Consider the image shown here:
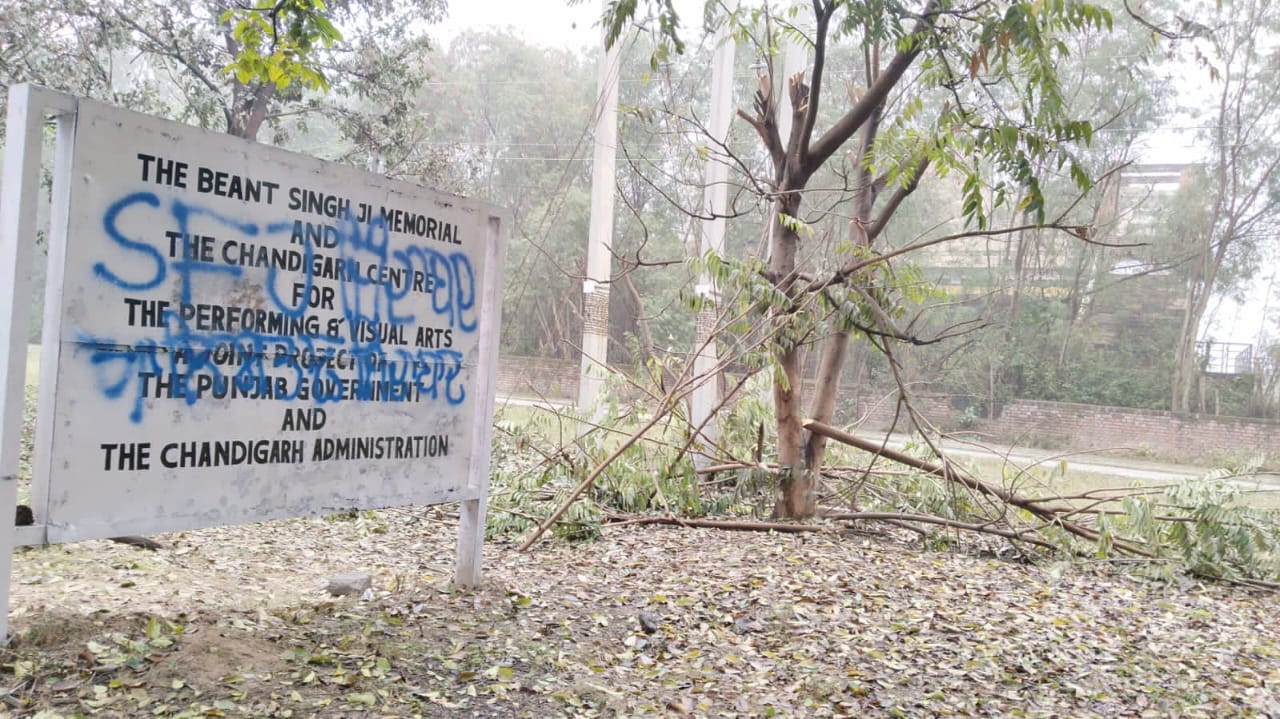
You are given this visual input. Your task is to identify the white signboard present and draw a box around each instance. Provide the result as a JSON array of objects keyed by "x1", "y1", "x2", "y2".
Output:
[{"x1": 0, "y1": 85, "x2": 507, "y2": 639}]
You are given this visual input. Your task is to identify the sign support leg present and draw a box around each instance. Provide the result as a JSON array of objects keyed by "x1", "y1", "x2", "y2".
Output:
[
  {"x1": 0, "y1": 85, "x2": 76, "y2": 644},
  {"x1": 455, "y1": 216, "x2": 507, "y2": 587}
]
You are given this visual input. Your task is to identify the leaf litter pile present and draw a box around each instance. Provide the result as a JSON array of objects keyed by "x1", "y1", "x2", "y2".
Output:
[{"x1": 2, "y1": 511, "x2": 1278, "y2": 718}]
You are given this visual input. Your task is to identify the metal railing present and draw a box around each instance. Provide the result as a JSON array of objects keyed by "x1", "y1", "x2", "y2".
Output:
[{"x1": 1197, "y1": 340, "x2": 1254, "y2": 375}]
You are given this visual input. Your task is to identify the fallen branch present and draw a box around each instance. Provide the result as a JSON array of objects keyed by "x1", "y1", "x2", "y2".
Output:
[
  {"x1": 603, "y1": 515, "x2": 833, "y2": 534},
  {"x1": 605, "y1": 510, "x2": 1056, "y2": 551},
  {"x1": 515, "y1": 405, "x2": 678, "y2": 552},
  {"x1": 803, "y1": 419, "x2": 1155, "y2": 557},
  {"x1": 1193, "y1": 574, "x2": 1280, "y2": 592},
  {"x1": 820, "y1": 511, "x2": 1059, "y2": 552},
  {"x1": 696, "y1": 462, "x2": 909, "y2": 476},
  {"x1": 516, "y1": 314, "x2": 769, "y2": 550},
  {"x1": 695, "y1": 462, "x2": 761, "y2": 475}
]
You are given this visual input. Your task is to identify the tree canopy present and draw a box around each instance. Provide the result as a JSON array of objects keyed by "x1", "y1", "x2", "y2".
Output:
[{"x1": 599, "y1": 0, "x2": 1113, "y2": 517}]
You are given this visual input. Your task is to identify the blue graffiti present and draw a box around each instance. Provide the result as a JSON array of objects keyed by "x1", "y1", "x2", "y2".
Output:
[
  {"x1": 84, "y1": 192, "x2": 478, "y2": 423},
  {"x1": 94, "y1": 192, "x2": 167, "y2": 291}
]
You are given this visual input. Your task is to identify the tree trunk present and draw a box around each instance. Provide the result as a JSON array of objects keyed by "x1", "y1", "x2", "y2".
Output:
[
  {"x1": 780, "y1": 65, "x2": 889, "y2": 517},
  {"x1": 804, "y1": 330, "x2": 849, "y2": 475},
  {"x1": 773, "y1": 343, "x2": 812, "y2": 517},
  {"x1": 228, "y1": 82, "x2": 276, "y2": 140},
  {"x1": 220, "y1": 24, "x2": 276, "y2": 141},
  {"x1": 769, "y1": 196, "x2": 813, "y2": 518},
  {"x1": 752, "y1": 8, "x2": 931, "y2": 519},
  {"x1": 1172, "y1": 217, "x2": 1231, "y2": 412},
  {"x1": 1171, "y1": 280, "x2": 1202, "y2": 412}
]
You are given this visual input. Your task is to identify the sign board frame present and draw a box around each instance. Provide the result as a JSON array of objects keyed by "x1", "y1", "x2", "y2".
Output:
[{"x1": 0, "y1": 84, "x2": 508, "y2": 643}]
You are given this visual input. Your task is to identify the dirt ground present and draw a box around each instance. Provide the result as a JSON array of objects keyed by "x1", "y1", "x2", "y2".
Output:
[{"x1": 2, "y1": 510, "x2": 1279, "y2": 718}]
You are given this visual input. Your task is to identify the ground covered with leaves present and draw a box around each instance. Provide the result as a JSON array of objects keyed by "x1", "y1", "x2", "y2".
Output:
[{"x1": 2, "y1": 512, "x2": 1278, "y2": 718}]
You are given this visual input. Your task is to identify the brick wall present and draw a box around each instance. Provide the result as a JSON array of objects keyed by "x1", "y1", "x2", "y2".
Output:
[
  {"x1": 496, "y1": 356, "x2": 579, "y2": 400},
  {"x1": 985, "y1": 399, "x2": 1280, "y2": 465}
]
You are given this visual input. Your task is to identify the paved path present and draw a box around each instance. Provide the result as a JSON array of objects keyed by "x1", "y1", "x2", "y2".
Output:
[
  {"x1": 858, "y1": 431, "x2": 1207, "y2": 482},
  {"x1": 858, "y1": 431, "x2": 1280, "y2": 490}
]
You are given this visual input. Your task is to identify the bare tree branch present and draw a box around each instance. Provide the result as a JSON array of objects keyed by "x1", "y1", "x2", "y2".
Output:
[{"x1": 803, "y1": 0, "x2": 940, "y2": 176}]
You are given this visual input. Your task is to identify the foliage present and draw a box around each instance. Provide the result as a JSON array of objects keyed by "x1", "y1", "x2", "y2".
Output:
[
  {"x1": 596, "y1": 0, "x2": 1125, "y2": 518},
  {"x1": 1246, "y1": 340, "x2": 1280, "y2": 419},
  {"x1": 611, "y1": 0, "x2": 1112, "y2": 223},
  {"x1": 1112, "y1": 458, "x2": 1280, "y2": 584},
  {"x1": 844, "y1": 449, "x2": 1280, "y2": 586},
  {"x1": 487, "y1": 378, "x2": 739, "y2": 542},
  {"x1": 0, "y1": 0, "x2": 170, "y2": 124},
  {"x1": 486, "y1": 409, "x2": 601, "y2": 542},
  {"x1": 718, "y1": 374, "x2": 776, "y2": 459},
  {"x1": 687, "y1": 246, "x2": 944, "y2": 383},
  {"x1": 432, "y1": 30, "x2": 708, "y2": 364},
  {"x1": 0, "y1": 0, "x2": 447, "y2": 154},
  {"x1": 864, "y1": 2, "x2": 1192, "y2": 416},
  {"x1": 930, "y1": 289, "x2": 1181, "y2": 413},
  {"x1": 221, "y1": 0, "x2": 343, "y2": 91},
  {"x1": 490, "y1": 370, "x2": 1280, "y2": 587},
  {"x1": 425, "y1": 30, "x2": 598, "y2": 359}
]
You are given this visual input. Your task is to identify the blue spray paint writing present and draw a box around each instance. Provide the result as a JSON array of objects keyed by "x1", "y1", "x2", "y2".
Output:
[{"x1": 84, "y1": 191, "x2": 478, "y2": 423}]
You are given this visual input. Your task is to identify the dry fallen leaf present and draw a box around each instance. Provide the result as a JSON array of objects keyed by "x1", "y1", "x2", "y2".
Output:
[{"x1": 1, "y1": 515, "x2": 1277, "y2": 717}]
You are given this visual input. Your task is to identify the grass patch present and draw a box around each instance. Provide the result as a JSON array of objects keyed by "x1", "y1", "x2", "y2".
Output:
[
  {"x1": 965, "y1": 455, "x2": 1156, "y2": 499},
  {"x1": 959, "y1": 455, "x2": 1280, "y2": 510}
]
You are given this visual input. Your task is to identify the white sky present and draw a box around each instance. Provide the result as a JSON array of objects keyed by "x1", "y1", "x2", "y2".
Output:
[
  {"x1": 436, "y1": 0, "x2": 707, "y2": 50},
  {"x1": 437, "y1": 1, "x2": 604, "y2": 49}
]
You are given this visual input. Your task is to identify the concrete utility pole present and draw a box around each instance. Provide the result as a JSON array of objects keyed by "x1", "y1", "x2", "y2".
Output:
[
  {"x1": 577, "y1": 25, "x2": 622, "y2": 418},
  {"x1": 776, "y1": 39, "x2": 807, "y2": 142},
  {"x1": 690, "y1": 23, "x2": 736, "y2": 466}
]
